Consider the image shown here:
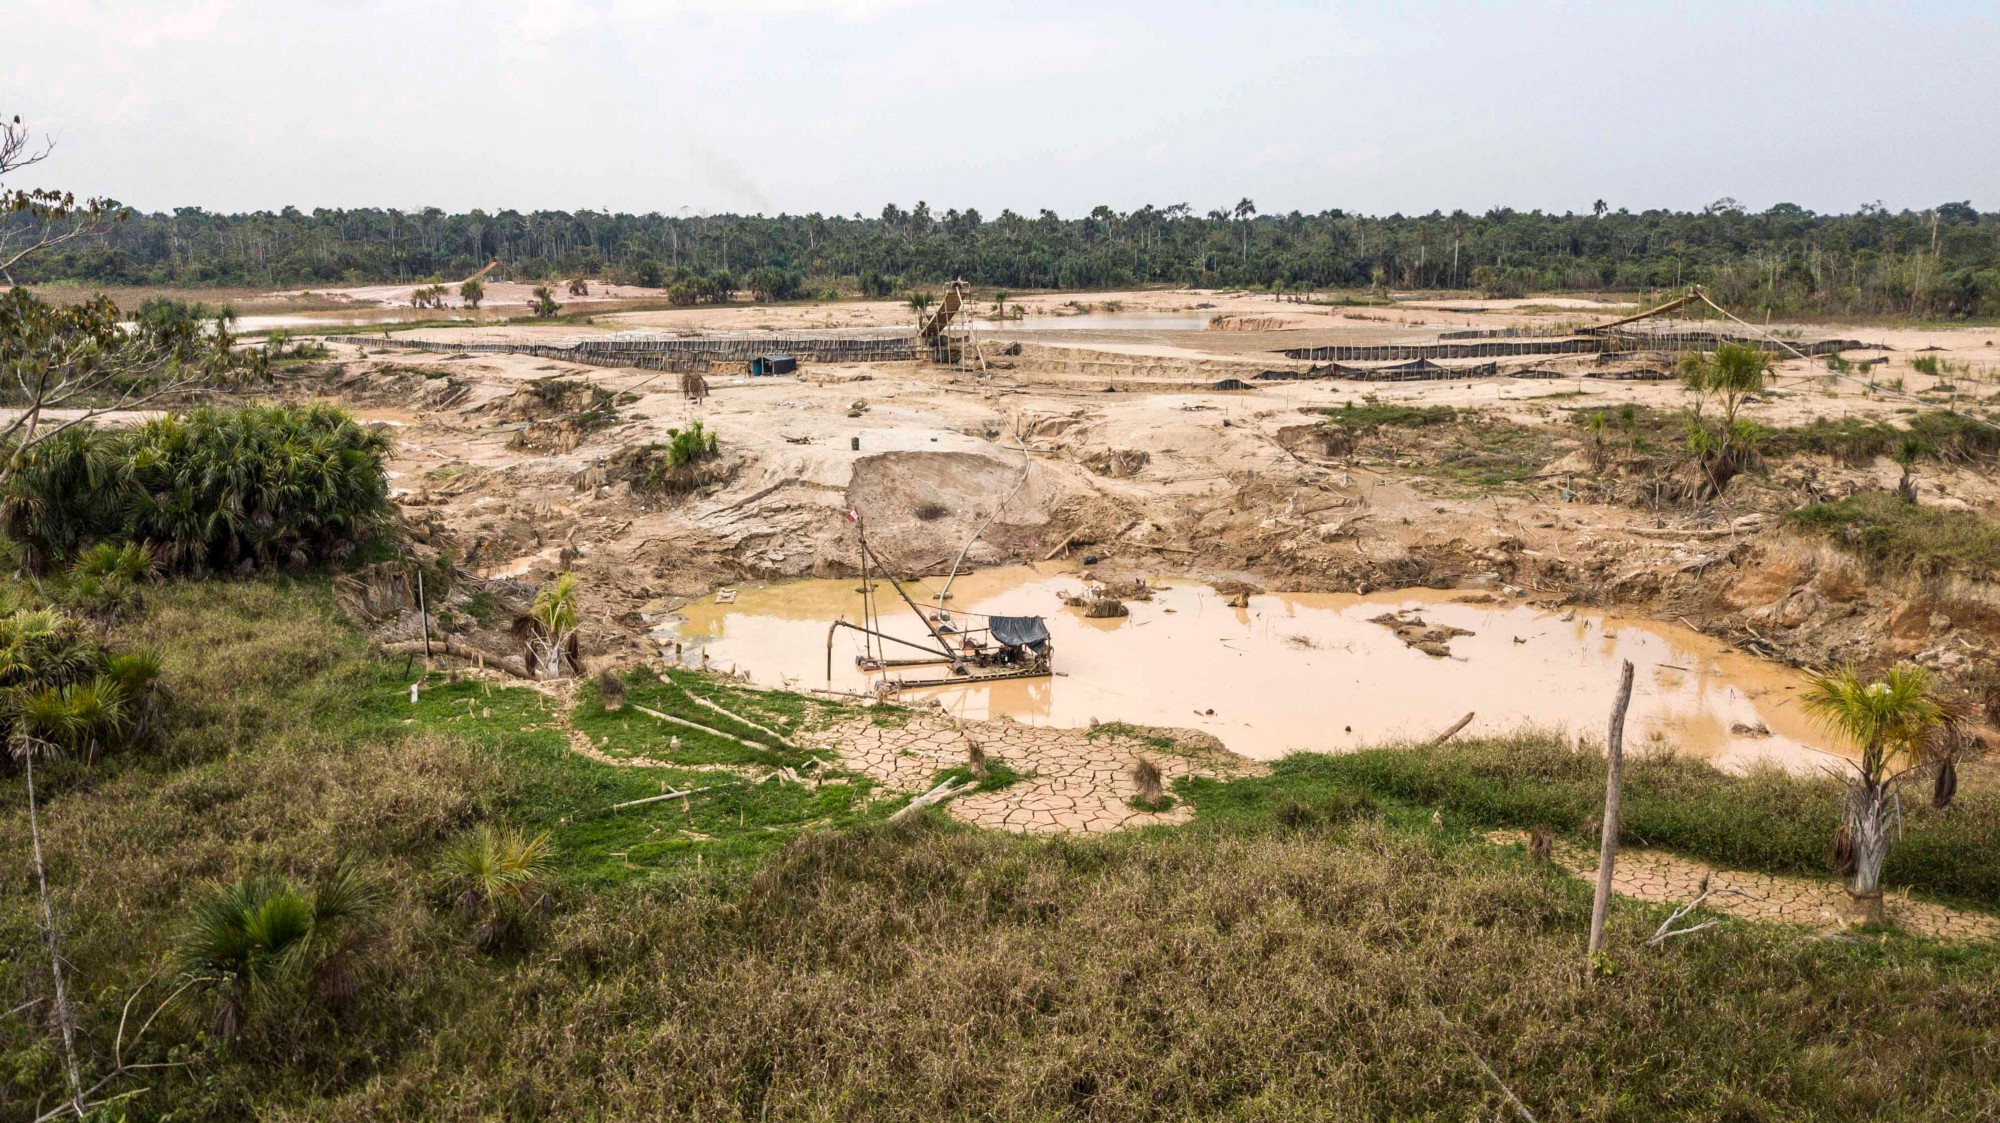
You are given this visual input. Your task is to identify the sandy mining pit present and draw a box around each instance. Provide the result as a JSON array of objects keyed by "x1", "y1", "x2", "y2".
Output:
[{"x1": 263, "y1": 285, "x2": 2000, "y2": 772}]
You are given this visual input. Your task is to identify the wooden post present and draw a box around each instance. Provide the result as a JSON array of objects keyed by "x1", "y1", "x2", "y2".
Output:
[
  {"x1": 416, "y1": 568, "x2": 433, "y2": 660},
  {"x1": 1587, "y1": 659, "x2": 1635, "y2": 963}
]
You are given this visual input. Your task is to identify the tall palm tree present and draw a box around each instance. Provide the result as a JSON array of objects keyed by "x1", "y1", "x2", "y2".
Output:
[
  {"x1": 1234, "y1": 197, "x2": 1257, "y2": 264},
  {"x1": 1801, "y1": 663, "x2": 1965, "y2": 925}
]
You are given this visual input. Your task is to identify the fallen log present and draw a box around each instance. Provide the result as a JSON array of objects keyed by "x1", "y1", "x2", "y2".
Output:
[
  {"x1": 1426, "y1": 712, "x2": 1476, "y2": 746},
  {"x1": 888, "y1": 778, "x2": 975, "y2": 822},
  {"x1": 630, "y1": 703, "x2": 777, "y2": 755},
  {"x1": 660, "y1": 674, "x2": 794, "y2": 746},
  {"x1": 607, "y1": 785, "x2": 714, "y2": 812}
]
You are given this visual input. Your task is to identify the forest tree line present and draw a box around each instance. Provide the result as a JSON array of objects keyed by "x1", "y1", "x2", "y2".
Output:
[{"x1": 9, "y1": 198, "x2": 1998, "y2": 318}]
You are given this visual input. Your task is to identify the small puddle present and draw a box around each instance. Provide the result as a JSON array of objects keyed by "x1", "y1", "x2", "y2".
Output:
[{"x1": 661, "y1": 565, "x2": 1846, "y2": 771}]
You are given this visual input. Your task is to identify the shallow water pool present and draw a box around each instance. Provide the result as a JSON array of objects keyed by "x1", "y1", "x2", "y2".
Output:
[{"x1": 661, "y1": 565, "x2": 1843, "y2": 771}]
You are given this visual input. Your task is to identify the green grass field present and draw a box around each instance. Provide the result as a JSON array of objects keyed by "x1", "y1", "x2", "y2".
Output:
[{"x1": 4, "y1": 579, "x2": 1999, "y2": 1120}]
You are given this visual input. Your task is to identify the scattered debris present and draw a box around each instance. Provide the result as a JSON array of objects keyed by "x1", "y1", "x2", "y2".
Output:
[{"x1": 1370, "y1": 610, "x2": 1475, "y2": 658}]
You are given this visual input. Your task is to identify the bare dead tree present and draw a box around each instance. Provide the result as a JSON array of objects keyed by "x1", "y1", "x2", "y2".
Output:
[
  {"x1": 1, "y1": 114, "x2": 120, "y2": 286},
  {"x1": 27, "y1": 967, "x2": 204, "y2": 1123},
  {"x1": 14, "y1": 735, "x2": 86, "y2": 1117},
  {"x1": 0, "y1": 115, "x2": 254, "y2": 484},
  {"x1": 1644, "y1": 876, "x2": 1762, "y2": 948},
  {"x1": 1587, "y1": 660, "x2": 1635, "y2": 964}
]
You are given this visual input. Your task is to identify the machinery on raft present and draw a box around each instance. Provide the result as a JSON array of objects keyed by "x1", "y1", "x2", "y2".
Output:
[{"x1": 825, "y1": 519, "x2": 1052, "y2": 694}]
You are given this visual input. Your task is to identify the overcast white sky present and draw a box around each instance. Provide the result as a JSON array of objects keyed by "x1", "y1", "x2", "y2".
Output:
[{"x1": 8, "y1": 1, "x2": 1997, "y2": 218}]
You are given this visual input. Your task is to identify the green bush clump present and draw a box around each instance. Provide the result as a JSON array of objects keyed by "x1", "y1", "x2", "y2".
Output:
[
  {"x1": 1772, "y1": 410, "x2": 2000, "y2": 466},
  {"x1": 1, "y1": 403, "x2": 389, "y2": 574},
  {"x1": 662, "y1": 420, "x2": 720, "y2": 467},
  {"x1": 0, "y1": 605, "x2": 161, "y2": 766},
  {"x1": 1788, "y1": 490, "x2": 2000, "y2": 577},
  {"x1": 1320, "y1": 401, "x2": 1458, "y2": 430},
  {"x1": 608, "y1": 422, "x2": 724, "y2": 495}
]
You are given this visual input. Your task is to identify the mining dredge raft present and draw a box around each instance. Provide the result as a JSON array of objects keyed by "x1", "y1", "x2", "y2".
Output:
[{"x1": 825, "y1": 529, "x2": 1052, "y2": 692}]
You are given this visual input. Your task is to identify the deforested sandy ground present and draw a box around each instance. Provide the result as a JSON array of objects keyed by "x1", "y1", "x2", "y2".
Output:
[{"x1": 286, "y1": 290, "x2": 2000, "y2": 766}]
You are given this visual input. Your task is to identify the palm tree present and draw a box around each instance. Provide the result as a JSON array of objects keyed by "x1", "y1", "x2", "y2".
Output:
[
  {"x1": 1593, "y1": 199, "x2": 1609, "y2": 219},
  {"x1": 1585, "y1": 411, "x2": 1609, "y2": 470},
  {"x1": 1234, "y1": 197, "x2": 1257, "y2": 263},
  {"x1": 517, "y1": 571, "x2": 581, "y2": 678},
  {"x1": 435, "y1": 825, "x2": 555, "y2": 951},
  {"x1": 176, "y1": 863, "x2": 382, "y2": 1038},
  {"x1": 459, "y1": 278, "x2": 485, "y2": 309},
  {"x1": 1894, "y1": 436, "x2": 1930, "y2": 503},
  {"x1": 1800, "y1": 664, "x2": 1966, "y2": 925},
  {"x1": 992, "y1": 289, "x2": 1011, "y2": 319},
  {"x1": 1679, "y1": 343, "x2": 1769, "y2": 497},
  {"x1": 907, "y1": 290, "x2": 933, "y2": 329}
]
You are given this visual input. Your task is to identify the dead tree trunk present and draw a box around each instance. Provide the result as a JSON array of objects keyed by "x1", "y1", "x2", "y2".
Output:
[{"x1": 1588, "y1": 660, "x2": 1635, "y2": 963}]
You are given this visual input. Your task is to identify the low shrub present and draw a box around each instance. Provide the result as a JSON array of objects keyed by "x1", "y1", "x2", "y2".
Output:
[
  {"x1": 1320, "y1": 401, "x2": 1458, "y2": 430},
  {"x1": 1788, "y1": 490, "x2": 2000, "y2": 578},
  {"x1": 0, "y1": 605, "x2": 162, "y2": 768},
  {"x1": 1771, "y1": 410, "x2": 2000, "y2": 466},
  {"x1": 608, "y1": 422, "x2": 724, "y2": 495}
]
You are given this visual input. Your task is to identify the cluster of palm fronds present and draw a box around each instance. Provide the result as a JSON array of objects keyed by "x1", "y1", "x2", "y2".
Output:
[
  {"x1": 513, "y1": 571, "x2": 581, "y2": 678},
  {"x1": 170, "y1": 827, "x2": 554, "y2": 1040},
  {"x1": 0, "y1": 605, "x2": 161, "y2": 768},
  {"x1": 1, "y1": 403, "x2": 390, "y2": 575},
  {"x1": 175, "y1": 862, "x2": 384, "y2": 1040},
  {"x1": 47, "y1": 540, "x2": 162, "y2": 620},
  {"x1": 434, "y1": 825, "x2": 556, "y2": 952},
  {"x1": 607, "y1": 422, "x2": 724, "y2": 496}
]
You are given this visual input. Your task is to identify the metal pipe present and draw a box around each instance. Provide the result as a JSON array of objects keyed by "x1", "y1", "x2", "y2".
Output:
[{"x1": 826, "y1": 619, "x2": 953, "y2": 682}]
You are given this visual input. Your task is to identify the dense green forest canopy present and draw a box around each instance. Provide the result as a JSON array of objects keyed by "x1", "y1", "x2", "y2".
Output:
[{"x1": 11, "y1": 199, "x2": 1999, "y2": 318}]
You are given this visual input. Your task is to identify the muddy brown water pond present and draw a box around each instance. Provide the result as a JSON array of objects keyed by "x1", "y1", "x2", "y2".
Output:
[{"x1": 662, "y1": 565, "x2": 1845, "y2": 771}]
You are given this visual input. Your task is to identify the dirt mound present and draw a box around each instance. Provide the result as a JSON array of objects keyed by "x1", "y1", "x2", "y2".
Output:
[
  {"x1": 1206, "y1": 315, "x2": 1303, "y2": 331},
  {"x1": 1085, "y1": 449, "x2": 1151, "y2": 477},
  {"x1": 604, "y1": 442, "x2": 735, "y2": 497},
  {"x1": 844, "y1": 451, "x2": 1068, "y2": 565},
  {"x1": 499, "y1": 378, "x2": 623, "y2": 454},
  {"x1": 501, "y1": 378, "x2": 619, "y2": 424}
]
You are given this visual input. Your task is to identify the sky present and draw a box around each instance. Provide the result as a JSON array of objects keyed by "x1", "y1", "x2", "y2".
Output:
[{"x1": 7, "y1": 0, "x2": 1998, "y2": 219}]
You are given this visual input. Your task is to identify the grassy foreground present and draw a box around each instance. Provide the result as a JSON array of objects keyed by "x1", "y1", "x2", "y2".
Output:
[{"x1": 4, "y1": 580, "x2": 2000, "y2": 1120}]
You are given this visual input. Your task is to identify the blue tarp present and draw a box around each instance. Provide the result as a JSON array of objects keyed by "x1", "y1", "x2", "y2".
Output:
[{"x1": 987, "y1": 615, "x2": 1050, "y2": 652}]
